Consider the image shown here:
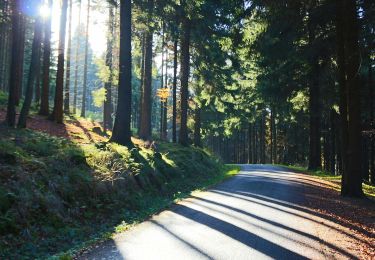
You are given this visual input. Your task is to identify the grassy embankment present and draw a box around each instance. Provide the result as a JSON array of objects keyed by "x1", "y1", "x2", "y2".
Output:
[
  {"x1": 279, "y1": 164, "x2": 375, "y2": 198},
  {"x1": 0, "y1": 91, "x2": 240, "y2": 259}
]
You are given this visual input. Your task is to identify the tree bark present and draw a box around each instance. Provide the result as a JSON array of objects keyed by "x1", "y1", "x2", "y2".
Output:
[
  {"x1": 72, "y1": 0, "x2": 82, "y2": 114},
  {"x1": 34, "y1": 66, "x2": 41, "y2": 104},
  {"x1": 369, "y1": 62, "x2": 375, "y2": 184},
  {"x1": 110, "y1": 0, "x2": 132, "y2": 146},
  {"x1": 137, "y1": 32, "x2": 145, "y2": 133},
  {"x1": 247, "y1": 123, "x2": 252, "y2": 164},
  {"x1": 260, "y1": 111, "x2": 266, "y2": 164},
  {"x1": 0, "y1": 1, "x2": 7, "y2": 91},
  {"x1": 81, "y1": 0, "x2": 90, "y2": 117},
  {"x1": 172, "y1": 37, "x2": 178, "y2": 143},
  {"x1": 270, "y1": 107, "x2": 277, "y2": 164},
  {"x1": 160, "y1": 22, "x2": 165, "y2": 140},
  {"x1": 138, "y1": 0, "x2": 154, "y2": 140},
  {"x1": 179, "y1": 16, "x2": 191, "y2": 146},
  {"x1": 307, "y1": 17, "x2": 322, "y2": 171},
  {"x1": 340, "y1": 0, "x2": 363, "y2": 197},
  {"x1": 14, "y1": 14, "x2": 25, "y2": 106},
  {"x1": 18, "y1": 16, "x2": 43, "y2": 128},
  {"x1": 64, "y1": 0, "x2": 73, "y2": 114},
  {"x1": 336, "y1": 0, "x2": 349, "y2": 180},
  {"x1": 39, "y1": 0, "x2": 53, "y2": 116},
  {"x1": 50, "y1": 0, "x2": 68, "y2": 123},
  {"x1": 5, "y1": 0, "x2": 21, "y2": 126},
  {"x1": 162, "y1": 28, "x2": 168, "y2": 140},
  {"x1": 104, "y1": 5, "x2": 114, "y2": 131}
]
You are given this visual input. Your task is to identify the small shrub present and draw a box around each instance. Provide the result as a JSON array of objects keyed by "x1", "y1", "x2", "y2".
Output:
[{"x1": 0, "y1": 90, "x2": 7, "y2": 107}]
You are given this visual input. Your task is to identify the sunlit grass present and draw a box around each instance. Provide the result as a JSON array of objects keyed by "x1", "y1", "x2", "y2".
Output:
[
  {"x1": 279, "y1": 164, "x2": 375, "y2": 198},
  {"x1": 0, "y1": 126, "x2": 240, "y2": 259}
]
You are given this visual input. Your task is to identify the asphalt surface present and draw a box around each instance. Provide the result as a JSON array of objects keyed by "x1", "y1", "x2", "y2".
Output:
[{"x1": 80, "y1": 165, "x2": 360, "y2": 260}]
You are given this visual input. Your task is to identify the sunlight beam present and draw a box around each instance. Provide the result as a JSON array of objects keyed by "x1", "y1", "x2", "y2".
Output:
[{"x1": 39, "y1": 4, "x2": 50, "y2": 18}]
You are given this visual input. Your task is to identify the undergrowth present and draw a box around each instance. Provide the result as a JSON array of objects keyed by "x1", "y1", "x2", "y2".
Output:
[
  {"x1": 0, "y1": 126, "x2": 239, "y2": 259},
  {"x1": 278, "y1": 164, "x2": 375, "y2": 197},
  {"x1": 0, "y1": 90, "x2": 7, "y2": 107}
]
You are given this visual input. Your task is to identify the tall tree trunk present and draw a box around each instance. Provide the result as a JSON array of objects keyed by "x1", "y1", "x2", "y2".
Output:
[
  {"x1": 308, "y1": 68, "x2": 322, "y2": 170},
  {"x1": 162, "y1": 32, "x2": 168, "y2": 140},
  {"x1": 50, "y1": 0, "x2": 68, "y2": 123},
  {"x1": 336, "y1": 0, "x2": 349, "y2": 181},
  {"x1": 369, "y1": 62, "x2": 375, "y2": 184},
  {"x1": 138, "y1": 0, "x2": 154, "y2": 140},
  {"x1": 81, "y1": 0, "x2": 90, "y2": 117},
  {"x1": 172, "y1": 37, "x2": 178, "y2": 143},
  {"x1": 252, "y1": 123, "x2": 256, "y2": 163},
  {"x1": 260, "y1": 111, "x2": 266, "y2": 164},
  {"x1": 247, "y1": 123, "x2": 252, "y2": 164},
  {"x1": 110, "y1": 0, "x2": 132, "y2": 146},
  {"x1": 18, "y1": 16, "x2": 43, "y2": 128},
  {"x1": 329, "y1": 109, "x2": 337, "y2": 174},
  {"x1": 34, "y1": 68, "x2": 41, "y2": 104},
  {"x1": 104, "y1": 5, "x2": 114, "y2": 131},
  {"x1": 137, "y1": 33, "x2": 145, "y2": 133},
  {"x1": 5, "y1": 0, "x2": 21, "y2": 126},
  {"x1": 160, "y1": 22, "x2": 165, "y2": 139},
  {"x1": 308, "y1": 19, "x2": 322, "y2": 170},
  {"x1": 0, "y1": 33, "x2": 5, "y2": 91},
  {"x1": 14, "y1": 14, "x2": 25, "y2": 106},
  {"x1": 179, "y1": 16, "x2": 191, "y2": 146},
  {"x1": 270, "y1": 107, "x2": 276, "y2": 164},
  {"x1": 64, "y1": 0, "x2": 73, "y2": 113},
  {"x1": 340, "y1": 0, "x2": 363, "y2": 197},
  {"x1": 0, "y1": 0, "x2": 7, "y2": 91},
  {"x1": 73, "y1": 0, "x2": 82, "y2": 114},
  {"x1": 39, "y1": 0, "x2": 52, "y2": 116},
  {"x1": 4, "y1": 24, "x2": 11, "y2": 92},
  {"x1": 194, "y1": 107, "x2": 201, "y2": 147}
]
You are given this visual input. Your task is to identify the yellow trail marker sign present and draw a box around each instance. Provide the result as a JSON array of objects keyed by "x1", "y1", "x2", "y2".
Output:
[{"x1": 157, "y1": 87, "x2": 170, "y2": 102}]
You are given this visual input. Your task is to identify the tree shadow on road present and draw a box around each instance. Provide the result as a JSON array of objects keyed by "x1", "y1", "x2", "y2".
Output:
[
  {"x1": 168, "y1": 204, "x2": 310, "y2": 259},
  {"x1": 79, "y1": 165, "x2": 374, "y2": 259},
  {"x1": 187, "y1": 195, "x2": 357, "y2": 259}
]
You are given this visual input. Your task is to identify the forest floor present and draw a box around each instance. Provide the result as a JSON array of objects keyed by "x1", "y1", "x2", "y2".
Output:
[
  {"x1": 0, "y1": 105, "x2": 239, "y2": 259},
  {"x1": 280, "y1": 165, "x2": 375, "y2": 198},
  {"x1": 279, "y1": 165, "x2": 375, "y2": 258},
  {"x1": 0, "y1": 107, "x2": 109, "y2": 143}
]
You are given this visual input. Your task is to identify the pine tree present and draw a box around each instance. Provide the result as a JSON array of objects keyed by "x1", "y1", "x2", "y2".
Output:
[
  {"x1": 81, "y1": 0, "x2": 90, "y2": 117},
  {"x1": 50, "y1": 0, "x2": 68, "y2": 123},
  {"x1": 64, "y1": 0, "x2": 73, "y2": 114},
  {"x1": 179, "y1": 15, "x2": 191, "y2": 146},
  {"x1": 5, "y1": 0, "x2": 21, "y2": 126},
  {"x1": 110, "y1": 0, "x2": 132, "y2": 146},
  {"x1": 18, "y1": 13, "x2": 43, "y2": 128},
  {"x1": 39, "y1": 0, "x2": 53, "y2": 116}
]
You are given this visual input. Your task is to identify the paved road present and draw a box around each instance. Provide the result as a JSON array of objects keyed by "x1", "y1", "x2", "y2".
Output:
[{"x1": 80, "y1": 165, "x2": 360, "y2": 260}]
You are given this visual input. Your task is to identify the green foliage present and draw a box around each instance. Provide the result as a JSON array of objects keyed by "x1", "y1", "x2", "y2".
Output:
[
  {"x1": 0, "y1": 90, "x2": 7, "y2": 108},
  {"x1": 95, "y1": 58, "x2": 111, "y2": 84},
  {"x1": 0, "y1": 128, "x2": 238, "y2": 259},
  {"x1": 91, "y1": 87, "x2": 107, "y2": 108}
]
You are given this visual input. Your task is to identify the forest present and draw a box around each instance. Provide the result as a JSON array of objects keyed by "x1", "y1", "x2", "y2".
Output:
[{"x1": 0, "y1": 0, "x2": 374, "y2": 259}]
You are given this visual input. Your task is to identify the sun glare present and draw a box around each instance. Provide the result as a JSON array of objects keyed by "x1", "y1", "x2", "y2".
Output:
[{"x1": 39, "y1": 5, "x2": 50, "y2": 18}]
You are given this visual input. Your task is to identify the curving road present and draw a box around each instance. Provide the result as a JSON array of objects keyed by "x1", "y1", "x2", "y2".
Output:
[{"x1": 79, "y1": 165, "x2": 361, "y2": 260}]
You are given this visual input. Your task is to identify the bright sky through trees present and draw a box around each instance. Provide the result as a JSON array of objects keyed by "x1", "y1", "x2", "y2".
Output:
[
  {"x1": 47, "y1": 1, "x2": 165, "y2": 68},
  {"x1": 39, "y1": 3, "x2": 50, "y2": 18},
  {"x1": 49, "y1": 0, "x2": 107, "y2": 55}
]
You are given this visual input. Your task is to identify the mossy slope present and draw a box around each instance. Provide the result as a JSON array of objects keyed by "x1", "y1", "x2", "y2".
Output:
[{"x1": 0, "y1": 127, "x2": 236, "y2": 259}]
